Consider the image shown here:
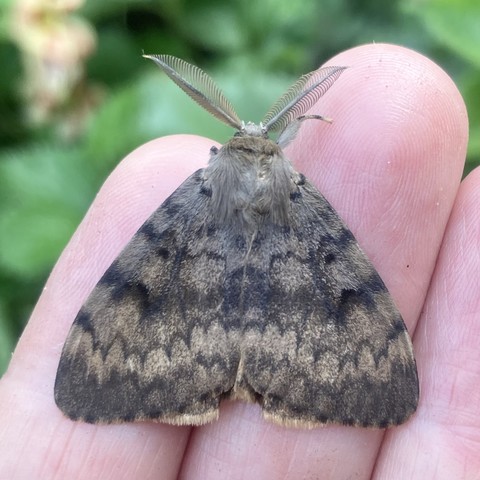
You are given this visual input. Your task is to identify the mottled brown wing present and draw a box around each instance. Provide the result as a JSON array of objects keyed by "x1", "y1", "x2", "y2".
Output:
[
  {"x1": 54, "y1": 169, "x2": 242, "y2": 425},
  {"x1": 236, "y1": 178, "x2": 419, "y2": 428}
]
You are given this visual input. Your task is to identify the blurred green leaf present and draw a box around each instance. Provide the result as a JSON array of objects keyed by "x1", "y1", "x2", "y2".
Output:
[
  {"x1": 404, "y1": 0, "x2": 480, "y2": 68},
  {"x1": 180, "y1": 4, "x2": 247, "y2": 52},
  {"x1": 0, "y1": 203, "x2": 80, "y2": 277},
  {"x1": 87, "y1": 27, "x2": 142, "y2": 86},
  {"x1": 0, "y1": 43, "x2": 24, "y2": 144},
  {"x1": 462, "y1": 71, "x2": 480, "y2": 173},
  {"x1": 0, "y1": 145, "x2": 94, "y2": 277},
  {"x1": 0, "y1": 0, "x2": 14, "y2": 41},
  {"x1": 0, "y1": 299, "x2": 14, "y2": 376}
]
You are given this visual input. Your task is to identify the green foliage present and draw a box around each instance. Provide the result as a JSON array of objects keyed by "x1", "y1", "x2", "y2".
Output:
[
  {"x1": 0, "y1": 299, "x2": 14, "y2": 371},
  {"x1": 405, "y1": 0, "x2": 480, "y2": 68},
  {"x1": 404, "y1": 0, "x2": 480, "y2": 171},
  {"x1": 0, "y1": 145, "x2": 91, "y2": 277},
  {"x1": 0, "y1": 0, "x2": 478, "y2": 375}
]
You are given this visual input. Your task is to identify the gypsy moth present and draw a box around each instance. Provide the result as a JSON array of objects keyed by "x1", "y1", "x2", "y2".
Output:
[{"x1": 54, "y1": 55, "x2": 418, "y2": 428}]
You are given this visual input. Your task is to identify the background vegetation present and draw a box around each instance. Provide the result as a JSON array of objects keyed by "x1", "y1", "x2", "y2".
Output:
[{"x1": 0, "y1": 0, "x2": 478, "y2": 374}]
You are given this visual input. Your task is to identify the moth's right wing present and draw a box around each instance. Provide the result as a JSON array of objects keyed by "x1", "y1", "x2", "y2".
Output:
[
  {"x1": 54, "y1": 170, "x2": 240, "y2": 425},
  {"x1": 238, "y1": 177, "x2": 418, "y2": 428}
]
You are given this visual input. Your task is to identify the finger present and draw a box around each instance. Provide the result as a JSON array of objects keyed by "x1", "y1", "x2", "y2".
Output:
[
  {"x1": 0, "y1": 135, "x2": 216, "y2": 479},
  {"x1": 179, "y1": 44, "x2": 468, "y2": 479},
  {"x1": 374, "y1": 168, "x2": 480, "y2": 478}
]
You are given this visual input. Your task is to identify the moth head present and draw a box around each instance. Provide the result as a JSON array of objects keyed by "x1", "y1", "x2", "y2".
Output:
[
  {"x1": 144, "y1": 54, "x2": 346, "y2": 148},
  {"x1": 234, "y1": 121, "x2": 268, "y2": 138}
]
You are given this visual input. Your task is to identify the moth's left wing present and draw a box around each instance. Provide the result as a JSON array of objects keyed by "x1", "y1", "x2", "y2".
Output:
[
  {"x1": 238, "y1": 178, "x2": 418, "y2": 428},
  {"x1": 54, "y1": 170, "x2": 241, "y2": 425}
]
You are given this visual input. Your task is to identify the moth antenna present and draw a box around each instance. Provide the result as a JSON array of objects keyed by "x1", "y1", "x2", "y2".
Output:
[
  {"x1": 262, "y1": 66, "x2": 346, "y2": 133},
  {"x1": 144, "y1": 54, "x2": 242, "y2": 130}
]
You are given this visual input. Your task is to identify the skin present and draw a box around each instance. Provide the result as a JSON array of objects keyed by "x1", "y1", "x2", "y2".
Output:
[{"x1": 0, "y1": 43, "x2": 477, "y2": 479}]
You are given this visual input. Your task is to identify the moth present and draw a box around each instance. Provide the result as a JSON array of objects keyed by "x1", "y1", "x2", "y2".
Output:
[{"x1": 55, "y1": 55, "x2": 419, "y2": 428}]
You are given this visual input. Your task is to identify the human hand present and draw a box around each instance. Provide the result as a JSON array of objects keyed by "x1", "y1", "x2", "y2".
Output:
[{"x1": 0, "y1": 44, "x2": 477, "y2": 479}]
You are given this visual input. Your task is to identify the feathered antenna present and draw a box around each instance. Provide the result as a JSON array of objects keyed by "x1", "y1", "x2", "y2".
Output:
[
  {"x1": 262, "y1": 66, "x2": 346, "y2": 134},
  {"x1": 144, "y1": 54, "x2": 242, "y2": 130}
]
